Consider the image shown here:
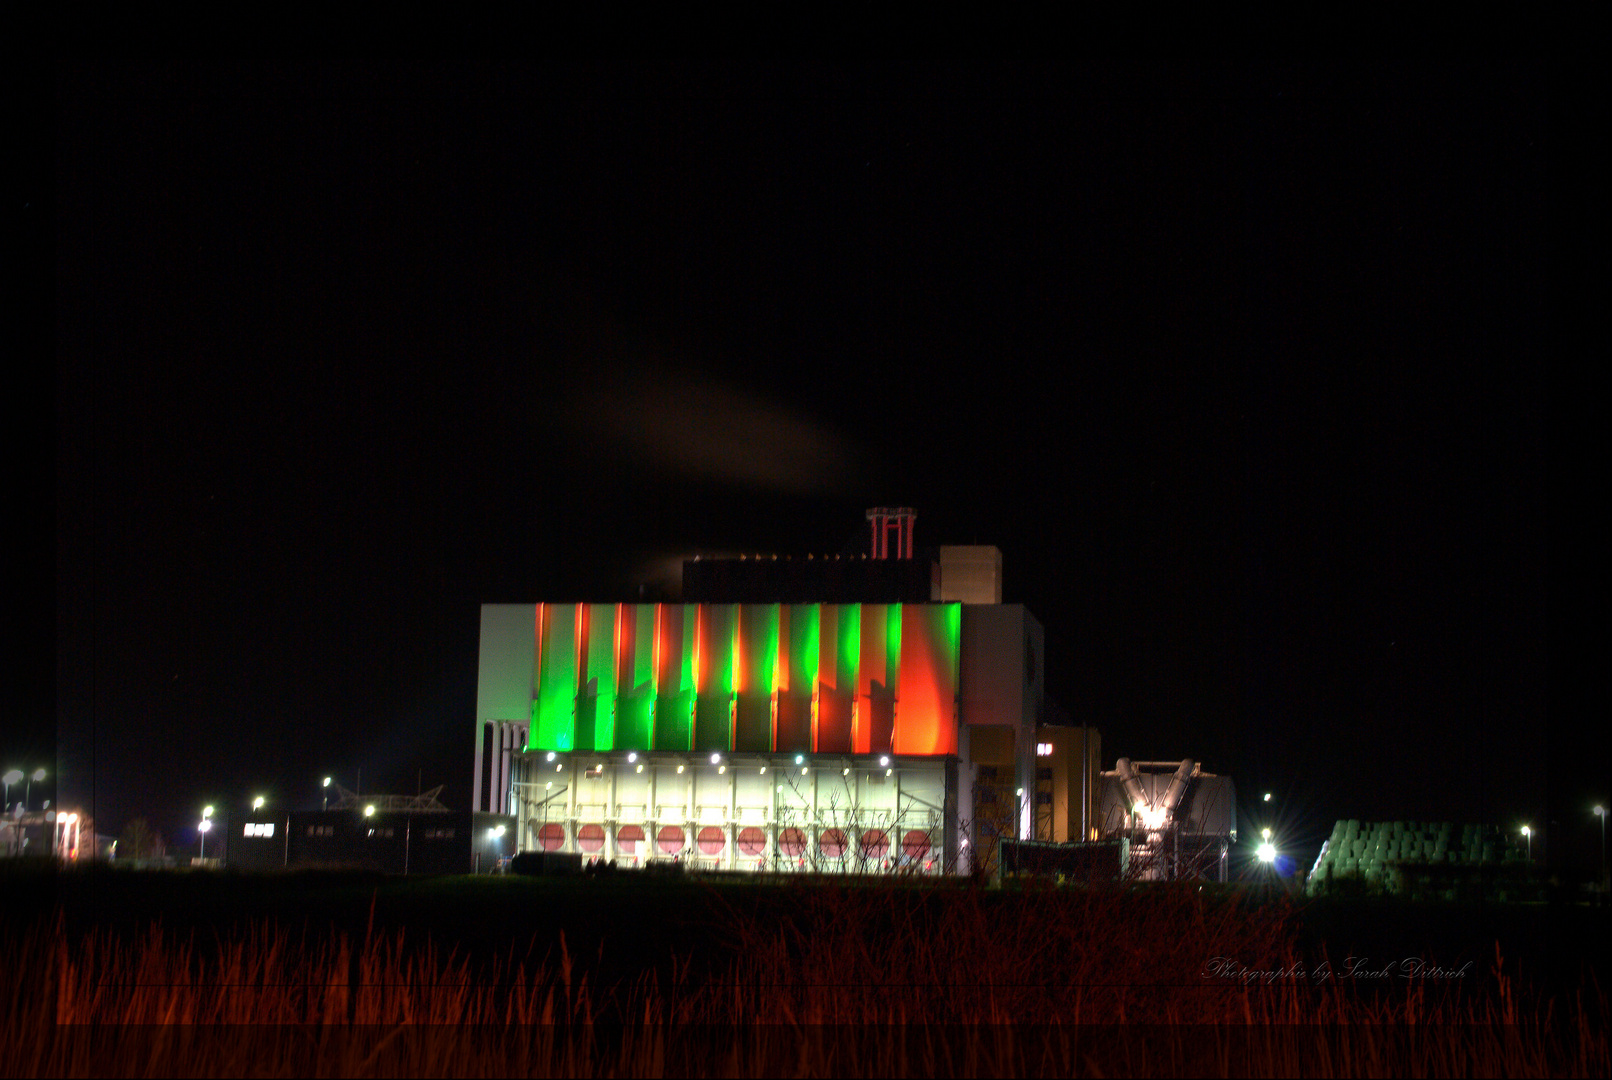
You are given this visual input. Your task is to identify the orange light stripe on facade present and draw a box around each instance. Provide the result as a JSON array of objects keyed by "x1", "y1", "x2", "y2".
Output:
[
  {"x1": 692, "y1": 603, "x2": 703, "y2": 694},
  {"x1": 652, "y1": 602, "x2": 662, "y2": 720}
]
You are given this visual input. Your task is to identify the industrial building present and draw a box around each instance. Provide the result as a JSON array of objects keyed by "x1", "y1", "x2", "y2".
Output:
[{"x1": 473, "y1": 510, "x2": 1103, "y2": 875}]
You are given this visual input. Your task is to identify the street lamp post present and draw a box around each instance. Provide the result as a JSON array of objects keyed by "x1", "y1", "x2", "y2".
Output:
[
  {"x1": 1257, "y1": 827, "x2": 1277, "y2": 868},
  {"x1": 323, "y1": 777, "x2": 332, "y2": 811},
  {"x1": 26, "y1": 769, "x2": 46, "y2": 812},
  {"x1": 199, "y1": 805, "x2": 215, "y2": 861},
  {"x1": 1595, "y1": 807, "x2": 1607, "y2": 892},
  {"x1": 2, "y1": 770, "x2": 20, "y2": 813},
  {"x1": 1521, "y1": 825, "x2": 1532, "y2": 862}
]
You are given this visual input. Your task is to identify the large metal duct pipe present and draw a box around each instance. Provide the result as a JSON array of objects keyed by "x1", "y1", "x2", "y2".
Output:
[
  {"x1": 1116, "y1": 758, "x2": 1149, "y2": 815},
  {"x1": 1162, "y1": 759, "x2": 1195, "y2": 813}
]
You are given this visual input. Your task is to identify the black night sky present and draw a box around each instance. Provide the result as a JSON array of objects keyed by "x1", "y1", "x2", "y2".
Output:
[{"x1": 30, "y1": 62, "x2": 1593, "y2": 872}]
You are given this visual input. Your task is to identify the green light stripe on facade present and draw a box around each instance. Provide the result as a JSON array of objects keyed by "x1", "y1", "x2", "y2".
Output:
[
  {"x1": 790, "y1": 604, "x2": 820, "y2": 691},
  {"x1": 837, "y1": 603, "x2": 861, "y2": 690},
  {"x1": 533, "y1": 604, "x2": 577, "y2": 752}
]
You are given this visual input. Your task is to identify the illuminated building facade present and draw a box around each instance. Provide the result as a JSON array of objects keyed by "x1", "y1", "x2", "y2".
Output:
[{"x1": 473, "y1": 513, "x2": 1100, "y2": 874}]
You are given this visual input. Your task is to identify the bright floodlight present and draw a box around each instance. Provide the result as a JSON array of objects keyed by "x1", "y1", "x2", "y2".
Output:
[
  {"x1": 710, "y1": 753, "x2": 721, "y2": 764},
  {"x1": 1138, "y1": 807, "x2": 1167, "y2": 830},
  {"x1": 1521, "y1": 825, "x2": 1531, "y2": 836},
  {"x1": 494, "y1": 825, "x2": 505, "y2": 837},
  {"x1": 2, "y1": 770, "x2": 21, "y2": 786},
  {"x1": 1596, "y1": 806, "x2": 1606, "y2": 817},
  {"x1": 198, "y1": 819, "x2": 212, "y2": 833},
  {"x1": 1262, "y1": 793, "x2": 1272, "y2": 802},
  {"x1": 1261, "y1": 827, "x2": 1271, "y2": 840},
  {"x1": 364, "y1": 805, "x2": 375, "y2": 817},
  {"x1": 203, "y1": 805, "x2": 214, "y2": 818},
  {"x1": 627, "y1": 752, "x2": 638, "y2": 763},
  {"x1": 1257, "y1": 841, "x2": 1276, "y2": 863},
  {"x1": 253, "y1": 796, "x2": 266, "y2": 810},
  {"x1": 31, "y1": 768, "x2": 46, "y2": 782},
  {"x1": 795, "y1": 754, "x2": 804, "y2": 765},
  {"x1": 880, "y1": 756, "x2": 890, "y2": 767},
  {"x1": 546, "y1": 751, "x2": 556, "y2": 762}
]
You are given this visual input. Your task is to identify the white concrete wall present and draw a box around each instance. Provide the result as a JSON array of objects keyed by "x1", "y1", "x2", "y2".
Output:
[{"x1": 475, "y1": 605, "x2": 537, "y2": 812}]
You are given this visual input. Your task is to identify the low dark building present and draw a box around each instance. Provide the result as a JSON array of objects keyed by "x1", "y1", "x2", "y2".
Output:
[{"x1": 230, "y1": 787, "x2": 516, "y2": 874}]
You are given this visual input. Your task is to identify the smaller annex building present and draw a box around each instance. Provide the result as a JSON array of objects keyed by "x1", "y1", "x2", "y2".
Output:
[{"x1": 229, "y1": 786, "x2": 516, "y2": 875}]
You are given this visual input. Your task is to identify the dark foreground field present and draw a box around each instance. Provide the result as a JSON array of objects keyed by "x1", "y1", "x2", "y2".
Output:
[{"x1": 5, "y1": 862, "x2": 1607, "y2": 1077}]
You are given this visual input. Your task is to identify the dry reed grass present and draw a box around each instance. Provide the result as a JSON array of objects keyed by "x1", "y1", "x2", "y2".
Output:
[{"x1": 8, "y1": 882, "x2": 1606, "y2": 1077}]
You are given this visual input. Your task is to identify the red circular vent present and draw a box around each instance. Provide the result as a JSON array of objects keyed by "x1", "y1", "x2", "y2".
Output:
[
  {"x1": 819, "y1": 828, "x2": 847, "y2": 859},
  {"x1": 656, "y1": 825, "x2": 685, "y2": 855},
  {"x1": 616, "y1": 824, "x2": 645, "y2": 853},
  {"x1": 901, "y1": 830, "x2": 932, "y2": 860},
  {"x1": 536, "y1": 823, "x2": 565, "y2": 852},
  {"x1": 577, "y1": 824, "x2": 605, "y2": 853},
  {"x1": 737, "y1": 826, "x2": 767, "y2": 856},
  {"x1": 778, "y1": 827, "x2": 807, "y2": 857},
  {"x1": 860, "y1": 829, "x2": 890, "y2": 860}
]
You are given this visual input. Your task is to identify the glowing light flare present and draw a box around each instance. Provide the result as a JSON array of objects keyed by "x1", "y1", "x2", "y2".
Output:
[{"x1": 1257, "y1": 842, "x2": 1277, "y2": 863}]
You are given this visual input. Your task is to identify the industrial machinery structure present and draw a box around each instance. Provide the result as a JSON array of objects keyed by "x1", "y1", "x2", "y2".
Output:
[{"x1": 1096, "y1": 758, "x2": 1237, "y2": 881}]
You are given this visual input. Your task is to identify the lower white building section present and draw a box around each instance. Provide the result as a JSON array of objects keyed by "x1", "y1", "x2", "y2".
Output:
[{"x1": 509, "y1": 751, "x2": 963, "y2": 874}]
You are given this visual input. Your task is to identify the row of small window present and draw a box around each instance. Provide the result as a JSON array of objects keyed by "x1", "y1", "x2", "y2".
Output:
[
  {"x1": 976, "y1": 791, "x2": 1055, "y2": 805},
  {"x1": 304, "y1": 825, "x2": 458, "y2": 839},
  {"x1": 977, "y1": 767, "x2": 1056, "y2": 781}
]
